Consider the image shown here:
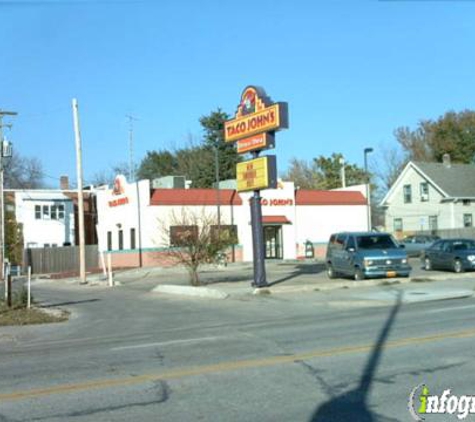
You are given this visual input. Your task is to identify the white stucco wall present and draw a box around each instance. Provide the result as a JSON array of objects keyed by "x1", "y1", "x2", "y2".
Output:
[
  {"x1": 96, "y1": 179, "x2": 368, "y2": 262},
  {"x1": 96, "y1": 178, "x2": 151, "y2": 252},
  {"x1": 295, "y1": 205, "x2": 367, "y2": 245}
]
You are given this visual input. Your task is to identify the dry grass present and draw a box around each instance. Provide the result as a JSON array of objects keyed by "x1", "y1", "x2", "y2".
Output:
[{"x1": 0, "y1": 306, "x2": 69, "y2": 326}]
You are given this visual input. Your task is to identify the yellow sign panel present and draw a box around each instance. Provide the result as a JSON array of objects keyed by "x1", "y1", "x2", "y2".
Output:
[
  {"x1": 236, "y1": 156, "x2": 277, "y2": 192},
  {"x1": 224, "y1": 86, "x2": 288, "y2": 144},
  {"x1": 225, "y1": 104, "x2": 283, "y2": 143}
]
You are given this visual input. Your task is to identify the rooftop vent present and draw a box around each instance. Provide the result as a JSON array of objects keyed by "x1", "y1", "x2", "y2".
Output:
[
  {"x1": 152, "y1": 176, "x2": 186, "y2": 189},
  {"x1": 442, "y1": 153, "x2": 451, "y2": 168}
]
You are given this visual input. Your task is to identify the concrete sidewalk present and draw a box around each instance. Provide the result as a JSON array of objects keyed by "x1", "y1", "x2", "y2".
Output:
[{"x1": 151, "y1": 271, "x2": 475, "y2": 305}]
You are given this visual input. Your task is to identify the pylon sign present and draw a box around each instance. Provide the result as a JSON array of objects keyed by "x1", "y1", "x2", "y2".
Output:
[
  {"x1": 224, "y1": 86, "x2": 288, "y2": 149},
  {"x1": 224, "y1": 86, "x2": 288, "y2": 288}
]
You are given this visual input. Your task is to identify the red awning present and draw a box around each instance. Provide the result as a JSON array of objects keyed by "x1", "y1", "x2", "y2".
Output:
[{"x1": 262, "y1": 215, "x2": 292, "y2": 225}]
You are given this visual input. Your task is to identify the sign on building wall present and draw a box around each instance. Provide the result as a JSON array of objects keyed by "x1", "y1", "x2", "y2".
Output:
[{"x1": 108, "y1": 175, "x2": 129, "y2": 207}]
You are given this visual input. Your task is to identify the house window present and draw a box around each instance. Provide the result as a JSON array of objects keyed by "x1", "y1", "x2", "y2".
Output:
[
  {"x1": 429, "y1": 216, "x2": 438, "y2": 231},
  {"x1": 393, "y1": 218, "x2": 403, "y2": 232},
  {"x1": 463, "y1": 200, "x2": 471, "y2": 206},
  {"x1": 464, "y1": 214, "x2": 473, "y2": 228},
  {"x1": 403, "y1": 185, "x2": 412, "y2": 204},
  {"x1": 130, "y1": 228, "x2": 136, "y2": 250},
  {"x1": 58, "y1": 204, "x2": 65, "y2": 220},
  {"x1": 420, "y1": 182, "x2": 429, "y2": 202},
  {"x1": 42, "y1": 205, "x2": 50, "y2": 219},
  {"x1": 170, "y1": 225, "x2": 198, "y2": 246},
  {"x1": 118, "y1": 230, "x2": 124, "y2": 250},
  {"x1": 51, "y1": 205, "x2": 58, "y2": 220},
  {"x1": 35, "y1": 205, "x2": 41, "y2": 219},
  {"x1": 107, "y1": 231, "x2": 112, "y2": 251}
]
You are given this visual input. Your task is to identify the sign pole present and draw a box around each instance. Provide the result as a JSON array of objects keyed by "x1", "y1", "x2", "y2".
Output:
[{"x1": 250, "y1": 189, "x2": 267, "y2": 287}]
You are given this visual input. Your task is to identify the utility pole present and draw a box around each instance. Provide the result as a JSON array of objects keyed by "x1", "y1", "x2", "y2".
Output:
[
  {"x1": 0, "y1": 110, "x2": 17, "y2": 286},
  {"x1": 126, "y1": 114, "x2": 138, "y2": 182},
  {"x1": 72, "y1": 99, "x2": 86, "y2": 285},
  {"x1": 126, "y1": 115, "x2": 143, "y2": 267}
]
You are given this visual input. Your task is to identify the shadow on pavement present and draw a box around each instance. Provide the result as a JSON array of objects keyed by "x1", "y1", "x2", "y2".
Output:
[
  {"x1": 309, "y1": 291, "x2": 403, "y2": 422},
  {"x1": 42, "y1": 298, "x2": 101, "y2": 308},
  {"x1": 268, "y1": 263, "x2": 326, "y2": 286}
]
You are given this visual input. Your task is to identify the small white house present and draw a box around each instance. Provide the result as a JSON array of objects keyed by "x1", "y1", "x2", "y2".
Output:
[
  {"x1": 380, "y1": 158, "x2": 475, "y2": 234},
  {"x1": 8, "y1": 190, "x2": 75, "y2": 248}
]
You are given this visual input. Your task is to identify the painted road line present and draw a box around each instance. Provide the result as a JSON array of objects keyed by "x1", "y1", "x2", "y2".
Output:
[
  {"x1": 426, "y1": 304, "x2": 475, "y2": 314},
  {"x1": 2, "y1": 327, "x2": 475, "y2": 402},
  {"x1": 110, "y1": 336, "x2": 223, "y2": 351}
]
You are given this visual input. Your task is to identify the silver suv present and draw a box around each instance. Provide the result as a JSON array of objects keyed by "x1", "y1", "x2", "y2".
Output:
[{"x1": 325, "y1": 232, "x2": 411, "y2": 281}]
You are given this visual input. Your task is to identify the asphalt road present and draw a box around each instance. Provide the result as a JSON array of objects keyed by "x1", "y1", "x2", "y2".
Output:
[{"x1": 0, "y1": 267, "x2": 475, "y2": 421}]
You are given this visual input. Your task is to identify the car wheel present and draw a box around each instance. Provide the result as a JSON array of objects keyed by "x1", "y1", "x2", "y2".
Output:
[
  {"x1": 354, "y1": 267, "x2": 365, "y2": 281},
  {"x1": 424, "y1": 257, "x2": 432, "y2": 271},
  {"x1": 327, "y1": 264, "x2": 336, "y2": 279},
  {"x1": 453, "y1": 259, "x2": 464, "y2": 273}
]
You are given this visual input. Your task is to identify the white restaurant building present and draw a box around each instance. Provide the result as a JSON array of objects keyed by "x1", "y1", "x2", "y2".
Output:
[{"x1": 96, "y1": 176, "x2": 368, "y2": 268}]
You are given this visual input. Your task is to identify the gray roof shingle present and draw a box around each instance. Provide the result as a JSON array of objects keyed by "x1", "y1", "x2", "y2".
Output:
[{"x1": 414, "y1": 161, "x2": 475, "y2": 198}]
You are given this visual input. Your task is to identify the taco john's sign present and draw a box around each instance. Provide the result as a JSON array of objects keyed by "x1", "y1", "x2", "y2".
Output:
[
  {"x1": 224, "y1": 86, "x2": 288, "y2": 147},
  {"x1": 108, "y1": 175, "x2": 130, "y2": 207}
]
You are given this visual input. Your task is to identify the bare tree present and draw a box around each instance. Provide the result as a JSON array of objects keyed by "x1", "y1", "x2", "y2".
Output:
[
  {"x1": 370, "y1": 143, "x2": 408, "y2": 192},
  {"x1": 3, "y1": 155, "x2": 44, "y2": 189},
  {"x1": 89, "y1": 161, "x2": 130, "y2": 187},
  {"x1": 160, "y1": 209, "x2": 237, "y2": 286}
]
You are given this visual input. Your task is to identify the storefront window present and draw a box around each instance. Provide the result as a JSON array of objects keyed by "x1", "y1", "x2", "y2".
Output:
[
  {"x1": 170, "y1": 225, "x2": 198, "y2": 246},
  {"x1": 210, "y1": 225, "x2": 238, "y2": 244},
  {"x1": 130, "y1": 228, "x2": 136, "y2": 250},
  {"x1": 118, "y1": 230, "x2": 123, "y2": 250}
]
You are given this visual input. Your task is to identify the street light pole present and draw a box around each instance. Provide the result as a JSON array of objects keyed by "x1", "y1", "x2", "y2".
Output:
[
  {"x1": 364, "y1": 147, "x2": 373, "y2": 231},
  {"x1": 214, "y1": 146, "x2": 221, "y2": 232},
  {"x1": 339, "y1": 157, "x2": 346, "y2": 188}
]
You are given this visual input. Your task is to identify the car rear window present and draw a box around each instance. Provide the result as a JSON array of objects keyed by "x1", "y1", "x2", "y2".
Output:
[
  {"x1": 453, "y1": 240, "x2": 475, "y2": 250},
  {"x1": 356, "y1": 235, "x2": 398, "y2": 250}
]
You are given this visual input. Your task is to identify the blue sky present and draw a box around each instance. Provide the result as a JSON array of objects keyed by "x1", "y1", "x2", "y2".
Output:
[{"x1": 2, "y1": 0, "x2": 475, "y2": 187}]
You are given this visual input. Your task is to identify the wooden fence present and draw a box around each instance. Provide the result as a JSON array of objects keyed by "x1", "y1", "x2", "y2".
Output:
[{"x1": 23, "y1": 245, "x2": 100, "y2": 275}]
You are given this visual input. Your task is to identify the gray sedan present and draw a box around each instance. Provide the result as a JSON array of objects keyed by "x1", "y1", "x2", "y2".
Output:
[
  {"x1": 402, "y1": 235, "x2": 440, "y2": 257},
  {"x1": 421, "y1": 238, "x2": 475, "y2": 273}
]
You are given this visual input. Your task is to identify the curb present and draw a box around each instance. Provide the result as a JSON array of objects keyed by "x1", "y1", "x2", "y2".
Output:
[{"x1": 152, "y1": 285, "x2": 229, "y2": 299}]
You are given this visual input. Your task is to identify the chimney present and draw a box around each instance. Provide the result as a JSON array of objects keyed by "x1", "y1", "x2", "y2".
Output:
[
  {"x1": 442, "y1": 153, "x2": 451, "y2": 168},
  {"x1": 60, "y1": 175, "x2": 69, "y2": 190}
]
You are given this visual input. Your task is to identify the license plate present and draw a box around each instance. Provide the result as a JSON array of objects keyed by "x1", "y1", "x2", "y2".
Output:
[{"x1": 386, "y1": 271, "x2": 396, "y2": 278}]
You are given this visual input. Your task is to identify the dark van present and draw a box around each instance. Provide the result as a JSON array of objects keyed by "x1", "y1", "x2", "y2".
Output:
[{"x1": 326, "y1": 232, "x2": 411, "y2": 281}]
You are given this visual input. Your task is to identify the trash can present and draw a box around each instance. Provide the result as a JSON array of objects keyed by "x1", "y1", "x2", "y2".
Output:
[{"x1": 305, "y1": 240, "x2": 314, "y2": 258}]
